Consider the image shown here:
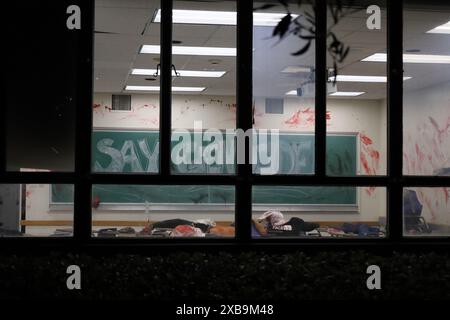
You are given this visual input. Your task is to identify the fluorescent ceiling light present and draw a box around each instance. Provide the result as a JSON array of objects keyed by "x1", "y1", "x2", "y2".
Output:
[
  {"x1": 154, "y1": 9, "x2": 297, "y2": 26},
  {"x1": 329, "y1": 75, "x2": 412, "y2": 82},
  {"x1": 286, "y1": 90, "x2": 365, "y2": 96},
  {"x1": 131, "y1": 69, "x2": 226, "y2": 78},
  {"x1": 125, "y1": 85, "x2": 205, "y2": 92},
  {"x1": 362, "y1": 53, "x2": 450, "y2": 64},
  {"x1": 254, "y1": 12, "x2": 299, "y2": 26},
  {"x1": 427, "y1": 21, "x2": 450, "y2": 34},
  {"x1": 329, "y1": 91, "x2": 365, "y2": 97},
  {"x1": 281, "y1": 66, "x2": 312, "y2": 73},
  {"x1": 140, "y1": 45, "x2": 236, "y2": 56}
]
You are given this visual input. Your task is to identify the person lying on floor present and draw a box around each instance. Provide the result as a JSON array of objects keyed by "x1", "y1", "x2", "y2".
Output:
[
  {"x1": 256, "y1": 210, "x2": 320, "y2": 236},
  {"x1": 138, "y1": 218, "x2": 235, "y2": 237}
]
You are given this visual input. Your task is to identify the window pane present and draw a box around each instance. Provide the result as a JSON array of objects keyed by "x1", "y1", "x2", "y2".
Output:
[
  {"x1": 5, "y1": 1, "x2": 80, "y2": 171},
  {"x1": 93, "y1": 0, "x2": 160, "y2": 173},
  {"x1": 0, "y1": 184, "x2": 74, "y2": 237},
  {"x1": 253, "y1": 1, "x2": 315, "y2": 175},
  {"x1": 403, "y1": 187, "x2": 450, "y2": 236},
  {"x1": 326, "y1": 0, "x2": 387, "y2": 176},
  {"x1": 403, "y1": 2, "x2": 450, "y2": 176},
  {"x1": 91, "y1": 185, "x2": 235, "y2": 238},
  {"x1": 170, "y1": 0, "x2": 237, "y2": 175},
  {"x1": 252, "y1": 186, "x2": 386, "y2": 238}
]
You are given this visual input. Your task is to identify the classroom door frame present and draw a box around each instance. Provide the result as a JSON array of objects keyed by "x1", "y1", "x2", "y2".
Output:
[{"x1": 2, "y1": 0, "x2": 450, "y2": 251}]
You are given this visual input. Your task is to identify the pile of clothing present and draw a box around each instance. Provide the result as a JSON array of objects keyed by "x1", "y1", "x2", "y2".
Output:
[
  {"x1": 92, "y1": 219, "x2": 224, "y2": 238},
  {"x1": 253, "y1": 211, "x2": 320, "y2": 237},
  {"x1": 95, "y1": 227, "x2": 137, "y2": 237},
  {"x1": 325, "y1": 223, "x2": 382, "y2": 237},
  {"x1": 138, "y1": 218, "x2": 235, "y2": 237},
  {"x1": 139, "y1": 218, "x2": 214, "y2": 237}
]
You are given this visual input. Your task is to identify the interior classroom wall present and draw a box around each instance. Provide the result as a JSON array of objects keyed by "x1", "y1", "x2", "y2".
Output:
[
  {"x1": 404, "y1": 82, "x2": 450, "y2": 226},
  {"x1": 25, "y1": 93, "x2": 387, "y2": 235}
]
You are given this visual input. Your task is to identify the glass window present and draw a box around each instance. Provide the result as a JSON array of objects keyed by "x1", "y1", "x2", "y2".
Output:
[
  {"x1": 252, "y1": 186, "x2": 386, "y2": 238},
  {"x1": 327, "y1": 0, "x2": 387, "y2": 176},
  {"x1": 91, "y1": 185, "x2": 235, "y2": 238},
  {"x1": 403, "y1": 2, "x2": 450, "y2": 176},
  {"x1": 5, "y1": 1, "x2": 81, "y2": 171},
  {"x1": 169, "y1": 0, "x2": 237, "y2": 175},
  {"x1": 403, "y1": 187, "x2": 450, "y2": 236},
  {"x1": 93, "y1": 0, "x2": 161, "y2": 173},
  {"x1": 253, "y1": 1, "x2": 316, "y2": 175},
  {"x1": 0, "y1": 184, "x2": 74, "y2": 237}
]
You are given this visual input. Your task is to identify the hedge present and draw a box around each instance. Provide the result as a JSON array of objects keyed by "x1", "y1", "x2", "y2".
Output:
[{"x1": 0, "y1": 251, "x2": 449, "y2": 300}]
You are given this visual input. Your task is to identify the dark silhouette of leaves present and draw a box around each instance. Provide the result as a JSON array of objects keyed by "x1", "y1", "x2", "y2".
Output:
[
  {"x1": 257, "y1": 0, "x2": 357, "y2": 78},
  {"x1": 272, "y1": 13, "x2": 292, "y2": 39},
  {"x1": 292, "y1": 40, "x2": 311, "y2": 55}
]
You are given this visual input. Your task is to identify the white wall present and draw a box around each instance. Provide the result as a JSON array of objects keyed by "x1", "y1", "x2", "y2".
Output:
[
  {"x1": 25, "y1": 93, "x2": 388, "y2": 235},
  {"x1": 94, "y1": 93, "x2": 237, "y2": 130},
  {"x1": 24, "y1": 184, "x2": 72, "y2": 236},
  {"x1": 404, "y1": 82, "x2": 450, "y2": 225}
]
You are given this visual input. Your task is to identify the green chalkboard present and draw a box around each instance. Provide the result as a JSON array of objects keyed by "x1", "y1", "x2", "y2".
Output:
[
  {"x1": 52, "y1": 131, "x2": 357, "y2": 205},
  {"x1": 51, "y1": 184, "x2": 355, "y2": 205},
  {"x1": 92, "y1": 130, "x2": 235, "y2": 174},
  {"x1": 51, "y1": 184, "x2": 75, "y2": 204},
  {"x1": 253, "y1": 186, "x2": 356, "y2": 205},
  {"x1": 253, "y1": 134, "x2": 357, "y2": 175},
  {"x1": 92, "y1": 185, "x2": 234, "y2": 204},
  {"x1": 326, "y1": 135, "x2": 357, "y2": 176},
  {"x1": 91, "y1": 130, "x2": 356, "y2": 175}
]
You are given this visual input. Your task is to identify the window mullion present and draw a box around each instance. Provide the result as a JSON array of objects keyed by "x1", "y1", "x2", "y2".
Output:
[
  {"x1": 0, "y1": 75, "x2": 5, "y2": 174},
  {"x1": 315, "y1": 0, "x2": 327, "y2": 177},
  {"x1": 387, "y1": 0, "x2": 404, "y2": 241},
  {"x1": 73, "y1": 0, "x2": 94, "y2": 243},
  {"x1": 236, "y1": 0, "x2": 253, "y2": 242},
  {"x1": 159, "y1": 0, "x2": 173, "y2": 177}
]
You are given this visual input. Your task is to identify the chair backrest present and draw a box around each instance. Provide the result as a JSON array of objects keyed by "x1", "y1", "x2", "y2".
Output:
[{"x1": 403, "y1": 189, "x2": 423, "y2": 217}]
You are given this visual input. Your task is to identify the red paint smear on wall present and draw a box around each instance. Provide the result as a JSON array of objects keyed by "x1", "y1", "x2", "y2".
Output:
[
  {"x1": 403, "y1": 152, "x2": 410, "y2": 173},
  {"x1": 136, "y1": 103, "x2": 157, "y2": 111},
  {"x1": 443, "y1": 188, "x2": 449, "y2": 205},
  {"x1": 369, "y1": 149, "x2": 380, "y2": 169},
  {"x1": 93, "y1": 103, "x2": 112, "y2": 113},
  {"x1": 306, "y1": 115, "x2": 315, "y2": 126},
  {"x1": 360, "y1": 152, "x2": 372, "y2": 175},
  {"x1": 365, "y1": 187, "x2": 376, "y2": 196},
  {"x1": 285, "y1": 110, "x2": 302, "y2": 126},
  {"x1": 360, "y1": 133, "x2": 373, "y2": 146},
  {"x1": 360, "y1": 133, "x2": 380, "y2": 177},
  {"x1": 284, "y1": 108, "x2": 332, "y2": 127},
  {"x1": 429, "y1": 116, "x2": 450, "y2": 143},
  {"x1": 415, "y1": 143, "x2": 425, "y2": 168}
]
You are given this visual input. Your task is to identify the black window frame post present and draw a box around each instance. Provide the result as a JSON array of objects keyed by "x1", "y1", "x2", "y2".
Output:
[
  {"x1": 236, "y1": 0, "x2": 253, "y2": 243},
  {"x1": 387, "y1": 0, "x2": 403, "y2": 243},
  {"x1": 74, "y1": 0, "x2": 94, "y2": 244},
  {"x1": 315, "y1": 0, "x2": 327, "y2": 179}
]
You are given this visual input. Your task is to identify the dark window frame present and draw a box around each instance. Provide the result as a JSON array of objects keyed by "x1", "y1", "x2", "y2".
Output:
[{"x1": 2, "y1": 0, "x2": 450, "y2": 250}]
